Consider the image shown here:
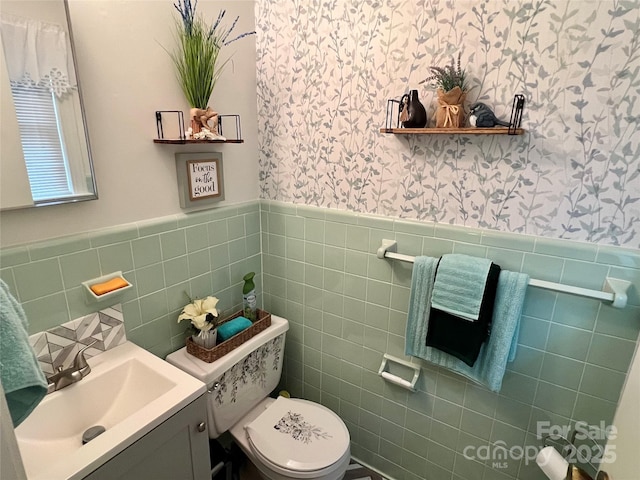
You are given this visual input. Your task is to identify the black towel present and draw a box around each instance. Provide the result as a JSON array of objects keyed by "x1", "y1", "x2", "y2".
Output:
[{"x1": 425, "y1": 262, "x2": 501, "y2": 366}]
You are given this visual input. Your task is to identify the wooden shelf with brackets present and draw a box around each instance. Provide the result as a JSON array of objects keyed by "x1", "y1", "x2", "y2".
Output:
[
  {"x1": 380, "y1": 127, "x2": 524, "y2": 135},
  {"x1": 153, "y1": 111, "x2": 244, "y2": 144},
  {"x1": 382, "y1": 94, "x2": 526, "y2": 136},
  {"x1": 153, "y1": 138, "x2": 244, "y2": 144}
]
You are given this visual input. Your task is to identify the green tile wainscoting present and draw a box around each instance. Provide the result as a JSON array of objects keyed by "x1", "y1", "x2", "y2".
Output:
[
  {"x1": 1, "y1": 199, "x2": 639, "y2": 480},
  {"x1": 0, "y1": 202, "x2": 262, "y2": 359},
  {"x1": 259, "y1": 200, "x2": 640, "y2": 480}
]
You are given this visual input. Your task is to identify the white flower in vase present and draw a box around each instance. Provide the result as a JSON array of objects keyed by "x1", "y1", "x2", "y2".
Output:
[{"x1": 178, "y1": 295, "x2": 221, "y2": 349}]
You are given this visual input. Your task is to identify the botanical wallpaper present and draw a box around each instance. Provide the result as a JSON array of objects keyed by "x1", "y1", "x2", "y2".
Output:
[{"x1": 255, "y1": 0, "x2": 640, "y2": 247}]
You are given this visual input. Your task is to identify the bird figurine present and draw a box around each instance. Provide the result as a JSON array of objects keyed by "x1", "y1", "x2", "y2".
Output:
[{"x1": 468, "y1": 102, "x2": 511, "y2": 128}]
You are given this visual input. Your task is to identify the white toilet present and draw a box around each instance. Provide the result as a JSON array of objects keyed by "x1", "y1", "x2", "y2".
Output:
[{"x1": 166, "y1": 315, "x2": 351, "y2": 480}]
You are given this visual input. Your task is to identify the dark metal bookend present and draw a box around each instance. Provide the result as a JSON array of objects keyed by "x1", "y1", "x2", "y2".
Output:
[
  {"x1": 156, "y1": 110, "x2": 186, "y2": 140},
  {"x1": 508, "y1": 94, "x2": 525, "y2": 135},
  {"x1": 385, "y1": 98, "x2": 403, "y2": 130}
]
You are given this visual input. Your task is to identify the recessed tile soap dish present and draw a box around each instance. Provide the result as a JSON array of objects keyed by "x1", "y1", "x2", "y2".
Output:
[{"x1": 82, "y1": 271, "x2": 133, "y2": 304}]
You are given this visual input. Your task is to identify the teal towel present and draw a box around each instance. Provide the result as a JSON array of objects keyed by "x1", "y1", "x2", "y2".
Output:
[
  {"x1": 218, "y1": 316, "x2": 252, "y2": 342},
  {"x1": 405, "y1": 256, "x2": 439, "y2": 357},
  {"x1": 406, "y1": 263, "x2": 529, "y2": 392},
  {"x1": 431, "y1": 254, "x2": 493, "y2": 321},
  {"x1": 0, "y1": 280, "x2": 47, "y2": 427}
]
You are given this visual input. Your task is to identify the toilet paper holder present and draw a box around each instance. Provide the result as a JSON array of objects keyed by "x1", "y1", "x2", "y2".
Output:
[
  {"x1": 542, "y1": 432, "x2": 610, "y2": 480},
  {"x1": 377, "y1": 354, "x2": 420, "y2": 392}
]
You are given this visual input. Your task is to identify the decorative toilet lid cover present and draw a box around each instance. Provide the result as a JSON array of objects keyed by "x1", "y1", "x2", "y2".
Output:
[{"x1": 245, "y1": 396, "x2": 350, "y2": 472}]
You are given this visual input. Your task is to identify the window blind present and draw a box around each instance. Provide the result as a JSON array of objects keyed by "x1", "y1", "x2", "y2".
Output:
[{"x1": 10, "y1": 83, "x2": 72, "y2": 201}]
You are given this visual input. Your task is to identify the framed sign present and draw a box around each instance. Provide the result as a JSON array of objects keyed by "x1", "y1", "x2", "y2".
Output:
[
  {"x1": 186, "y1": 158, "x2": 221, "y2": 201},
  {"x1": 175, "y1": 152, "x2": 225, "y2": 209}
]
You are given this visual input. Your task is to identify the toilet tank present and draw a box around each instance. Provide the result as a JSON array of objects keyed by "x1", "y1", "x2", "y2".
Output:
[{"x1": 166, "y1": 315, "x2": 288, "y2": 438}]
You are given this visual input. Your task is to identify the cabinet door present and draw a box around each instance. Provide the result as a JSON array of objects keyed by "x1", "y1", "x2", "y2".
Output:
[{"x1": 84, "y1": 394, "x2": 210, "y2": 480}]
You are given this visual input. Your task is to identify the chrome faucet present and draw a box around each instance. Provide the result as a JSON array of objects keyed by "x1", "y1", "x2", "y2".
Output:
[{"x1": 46, "y1": 340, "x2": 97, "y2": 394}]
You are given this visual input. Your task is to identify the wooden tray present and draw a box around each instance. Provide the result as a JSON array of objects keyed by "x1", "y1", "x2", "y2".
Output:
[{"x1": 186, "y1": 309, "x2": 271, "y2": 363}]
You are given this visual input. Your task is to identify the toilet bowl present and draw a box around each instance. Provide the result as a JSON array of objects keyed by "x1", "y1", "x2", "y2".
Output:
[{"x1": 166, "y1": 315, "x2": 350, "y2": 480}]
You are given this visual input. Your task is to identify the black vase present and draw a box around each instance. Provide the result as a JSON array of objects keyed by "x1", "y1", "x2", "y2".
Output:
[{"x1": 400, "y1": 90, "x2": 427, "y2": 128}]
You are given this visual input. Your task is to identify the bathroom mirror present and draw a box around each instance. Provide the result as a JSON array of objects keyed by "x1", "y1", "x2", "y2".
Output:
[{"x1": 0, "y1": 0, "x2": 97, "y2": 210}]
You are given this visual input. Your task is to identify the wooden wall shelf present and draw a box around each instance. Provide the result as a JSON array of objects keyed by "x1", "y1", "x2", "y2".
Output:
[
  {"x1": 153, "y1": 139, "x2": 244, "y2": 144},
  {"x1": 380, "y1": 127, "x2": 524, "y2": 135}
]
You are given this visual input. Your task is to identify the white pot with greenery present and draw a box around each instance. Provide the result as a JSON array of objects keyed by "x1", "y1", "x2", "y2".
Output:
[{"x1": 169, "y1": 0, "x2": 254, "y2": 138}]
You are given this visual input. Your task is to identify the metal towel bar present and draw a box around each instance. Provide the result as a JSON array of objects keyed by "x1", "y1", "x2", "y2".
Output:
[{"x1": 377, "y1": 239, "x2": 631, "y2": 309}]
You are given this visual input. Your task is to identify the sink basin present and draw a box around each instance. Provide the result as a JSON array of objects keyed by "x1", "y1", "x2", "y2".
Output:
[{"x1": 15, "y1": 341, "x2": 206, "y2": 480}]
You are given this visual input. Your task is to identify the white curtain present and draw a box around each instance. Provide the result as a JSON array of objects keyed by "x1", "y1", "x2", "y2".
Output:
[{"x1": 0, "y1": 14, "x2": 75, "y2": 98}]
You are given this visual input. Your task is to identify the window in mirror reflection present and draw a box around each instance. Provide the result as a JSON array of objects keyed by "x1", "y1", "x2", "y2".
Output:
[
  {"x1": 0, "y1": 3, "x2": 96, "y2": 209},
  {"x1": 11, "y1": 83, "x2": 77, "y2": 201}
]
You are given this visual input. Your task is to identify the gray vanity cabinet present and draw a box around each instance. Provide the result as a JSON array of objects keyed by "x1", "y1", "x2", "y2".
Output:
[{"x1": 84, "y1": 394, "x2": 211, "y2": 480}]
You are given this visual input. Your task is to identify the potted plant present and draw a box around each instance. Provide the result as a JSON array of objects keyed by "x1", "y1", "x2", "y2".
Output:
[
  {"x1": 169, "y1": 0, "x2": 254, "y2": 136},
  {"x1": 178, "y1": 295, "x2": 222, "y2": 349},
  {"x1": 420, "y1": 53, "x2": 469, "y2": 128}
]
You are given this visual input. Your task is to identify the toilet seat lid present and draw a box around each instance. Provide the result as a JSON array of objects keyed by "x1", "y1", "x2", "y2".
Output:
[{"x1": 245, "y1": 397, "x2": 349, "y2": 472}]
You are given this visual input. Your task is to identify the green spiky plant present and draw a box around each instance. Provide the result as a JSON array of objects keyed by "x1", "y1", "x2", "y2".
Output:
[
  {"x1": 420, "y1": 53, "x2": 469, "y2": 92},
  {"x1": 169, "y1": 1, "x2": 254, "y2": 109}
]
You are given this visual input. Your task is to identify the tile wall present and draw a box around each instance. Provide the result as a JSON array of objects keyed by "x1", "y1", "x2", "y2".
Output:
[
  {"x1": 0, "y1": 202, "x2": 262, "y2": 359},
  {"x1": 1, "y1": 197, "x2": 639, "y2": 480},
  {"x1": 260, "y1": 200, "x2": 640, "y2": 480}
]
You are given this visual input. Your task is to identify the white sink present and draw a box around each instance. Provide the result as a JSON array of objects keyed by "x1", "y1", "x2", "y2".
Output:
[{"x1": 15, "y1": 341, "x2": 206, "y2": 480}]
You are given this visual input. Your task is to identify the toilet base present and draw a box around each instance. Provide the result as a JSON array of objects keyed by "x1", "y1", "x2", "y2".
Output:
[{"x1": 239, "y1": 457, "x2": 263, "y2": 480}]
